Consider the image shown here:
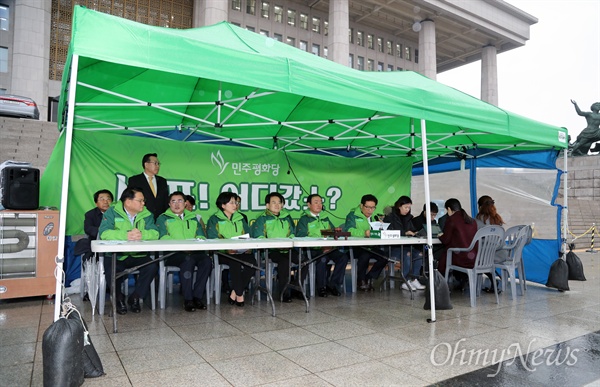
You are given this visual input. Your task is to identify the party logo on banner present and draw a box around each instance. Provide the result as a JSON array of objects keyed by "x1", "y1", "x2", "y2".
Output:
[
  {"x1": 211, "y1": 150, "x2": 281, "y2": 177},
  {"x1": 211, "y1": 150, "x2": 229, "y2": 175}
]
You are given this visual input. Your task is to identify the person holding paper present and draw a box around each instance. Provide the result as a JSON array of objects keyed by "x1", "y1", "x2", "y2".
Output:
[
  {"x1": 156, "y1": 191, "x2": 212, "y2": 312},
  {"x1": 384, "y1": 196, "x2": 425, "y2": 291},
  {"x1": 296, "y1": 194, "x2": 349, "y2": 297},
  {"x1": 206, "y1": 191, "x2": 255, "y2": 307},
  {"x1": 343, "y1": 194, "x2": 388, "y2": 291}
]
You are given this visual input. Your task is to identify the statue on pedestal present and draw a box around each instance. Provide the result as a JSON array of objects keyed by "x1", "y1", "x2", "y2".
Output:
[{"x1": 569, "y1": 100, "x2": 600, "y2": 156}]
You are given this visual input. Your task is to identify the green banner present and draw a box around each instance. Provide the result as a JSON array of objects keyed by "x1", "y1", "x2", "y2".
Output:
[{"x1": 41, "y1": 131, "x2": 413, "y2": 235}]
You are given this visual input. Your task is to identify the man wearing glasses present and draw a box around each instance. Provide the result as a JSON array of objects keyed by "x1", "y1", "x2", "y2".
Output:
[
  {"x1": 343, "y1": 194, "x2": 389, "y2": 291},
  {"x1": 127, "y1": 153, "x2": 169, "y2": 220},
  {"x1": 99, "y1": 187, "x2": 159, "y2": 314},
  {"x1": 296, "y1": 194, "x2": 349, "y2": 297},
  {"x1": 157, "y1": 191, "x2": 212, "y2": 312}
]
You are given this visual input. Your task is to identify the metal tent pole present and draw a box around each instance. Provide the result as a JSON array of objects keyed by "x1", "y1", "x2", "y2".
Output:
[{"x1": 53, "y1": 54, "x2": 79, "y2": 321}]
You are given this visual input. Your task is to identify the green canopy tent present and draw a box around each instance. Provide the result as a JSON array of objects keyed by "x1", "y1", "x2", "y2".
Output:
[{"x1": 46, "y1": 6, "x2": 568, "y2": 321}]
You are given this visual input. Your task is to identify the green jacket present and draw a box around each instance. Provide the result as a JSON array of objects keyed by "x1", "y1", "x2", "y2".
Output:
[
  {"x1": 99, "y1": 201, "x2": 159, "y2": 260},
  {"x1": 295, "y1": 210, "x2": 335, "y2": 237},
  {"x1": 342, "y1": 206, "x2": 371, "y2": 237},
  {"x1": 206, "y1": 210, "x2": 250, "y2": 239},
  {"x1": 251, "y1": 209, "x2": 295, "y2": 238},
  {"x1": 156, "y1": 209, "x2": 206, "y2": 240}
]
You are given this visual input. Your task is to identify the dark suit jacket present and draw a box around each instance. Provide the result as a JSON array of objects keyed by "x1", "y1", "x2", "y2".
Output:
[
  {"x1": 84, "y1": 207, "x2": 104, "y2": 240},
  {"x1": 127, "y1": 173, "x2": 169, "y2": 219}
]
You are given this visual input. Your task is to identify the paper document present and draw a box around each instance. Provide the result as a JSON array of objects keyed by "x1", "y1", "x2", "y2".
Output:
[{"x1": 369, "y1": 222, "x2": 390, "y2": 230}]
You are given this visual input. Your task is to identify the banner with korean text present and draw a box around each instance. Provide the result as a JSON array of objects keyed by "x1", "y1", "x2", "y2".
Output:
[{"x1": 41, "y1": 131, "x2": 413, "y2": 235}]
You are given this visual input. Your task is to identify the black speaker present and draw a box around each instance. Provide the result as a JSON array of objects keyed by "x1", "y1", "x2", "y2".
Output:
[{"x1": 1, "y1": 167, "x2": 40, "y2": 210}]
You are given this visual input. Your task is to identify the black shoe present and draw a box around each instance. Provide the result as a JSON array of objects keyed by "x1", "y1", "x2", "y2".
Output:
[
  {"x1": 116, "y1": 299, "x2": 127, "y2": 315},
  {"x1": 282, "y1": 292, "x2": 293, "y2": 303},
  {"x1": 291, "y1": 289, "x2": 307, "y2": 300},
  {"x1": 318, "y1": 287, "x2": 328, "y2": 297},
  {"x1": 193, "y1": 298, "x2": 207, "y2": 310},
  {"x1": 184, "y1": 300, "x2": 196, "y2": 312},
  {"x1": 483, "y1": 281, "x2": 502, "y2": 294},
  {"x1": 235, "y1": 297, "x2": 245, "y2": 307},
  {"x1": 128, "y1": 297, "x2": 141, "y2": 313},
  {"x1": 326, "y1": 286, "x2": 341, "y2": 297},
  {"x1": 228, "y1": 296, "x2": 236, "y2": 305}
]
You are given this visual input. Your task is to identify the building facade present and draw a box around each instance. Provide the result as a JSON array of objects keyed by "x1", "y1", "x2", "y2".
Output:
[{"x1": 0, "y1": 0, "x2": 537, "y2": 121}]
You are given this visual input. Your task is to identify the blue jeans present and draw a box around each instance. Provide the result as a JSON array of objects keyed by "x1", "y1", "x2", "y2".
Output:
[{"x1": 391, "y1": 246, "x2": 423, "y2": 279}]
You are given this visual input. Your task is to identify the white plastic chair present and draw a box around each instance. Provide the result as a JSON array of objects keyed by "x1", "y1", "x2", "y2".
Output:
[
  {"x1": 445, "y1": 225, "x2": 505, "y2": 307},
  {"x1": 265, "y1": 250, "x2": 308, "y2": 300},
  {"x1": 98, "y1": 255, "x2": 156, "y2": 315},
  {"x1": 158, "y1": 260, "x2": 211, "y2": 309},
  {"x1": 306, "y1": 249, "x2": 348, "y2": 297},
  {"x1": 495, "y1": 225, "x2": 530, "y2": 300},
  {"x1": 212, "y1": 253, "x2": 229, "y2": 305}
]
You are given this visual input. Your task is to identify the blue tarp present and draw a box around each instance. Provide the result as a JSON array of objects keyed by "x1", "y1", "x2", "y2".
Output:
[{"x1": 414, "y1": 148, "x2": 562, "y2": 285}]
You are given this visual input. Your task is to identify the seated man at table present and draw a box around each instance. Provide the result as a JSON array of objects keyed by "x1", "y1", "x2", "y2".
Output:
[
  {"x1": 75, "y1": 189, "x2": 114, "y2": 262},
  {"x1": 343, "y1": 194, "x2": 389, "y2": 292},
  {"x1": 296, "y1": 194, "x2": 349, "y2": 297},
  {"x1": 156, "y1": 191, "x2": 212, "y2": 312},
  {"x1": 251, "y1": 192, "x2": 307, "y2": 302},
  {"x1": 99, "y1": 187, "x2": 159, "y2": 315}
]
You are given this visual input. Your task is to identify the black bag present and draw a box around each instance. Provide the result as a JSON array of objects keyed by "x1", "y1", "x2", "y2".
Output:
[
  {"x1": 546, "y1": 258, "x2": 570, "y2": 291},
  {"x1": 424, "y1": 269, "x2": 453, "y2": 310},
  {"x1": 42, "y1": 318, "x2": 85, "y2": 387},
  {"x1": 67, "y1": 311, "x2": 105, "y2": 378},
  {"x1": 566, "y1": 247, "x2": 586, "y2": 281}
]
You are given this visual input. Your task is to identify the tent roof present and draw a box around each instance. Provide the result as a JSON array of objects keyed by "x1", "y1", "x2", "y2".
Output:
[{"x1": 59, "y1": 6, "x2": 568, "y2": 161}]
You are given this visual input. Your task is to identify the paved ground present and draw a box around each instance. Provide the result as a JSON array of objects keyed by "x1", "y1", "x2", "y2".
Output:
[{"x1": 1, "y1": 251, "x2": 599, "y2": 386}]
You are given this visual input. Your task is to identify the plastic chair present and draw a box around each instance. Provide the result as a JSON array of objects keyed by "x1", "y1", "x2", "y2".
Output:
[
  {"x1": 98, "y1": 255, "x2": 156, "y2": 315},
  {"x1": 212, "y1": 253, "x2": 230, "y2": 305},
  {"x1": 213, "y1": 252, "x2": 261, "y2": 305},
  {"x1": 350, "y1": 248, "x2": 373, "y2": 293},
  {"x1": 444, "y1": 225, "x2": 505, "y2": 307},
  {"x1": 495, "y1": 225, "x2": 530, "y2": 300},
  {"x1": 265, "y1": 250, "x2": 308, "y2": 300},
  {"x1": 306, "y1": 249, "x2": 347, "y2": 297},
  {"x1": 158, "y1": 260, "x2": 211, "y2": 309},
  {"x1": 121, "y1": 271, "x2": 156, "y2": 310}
]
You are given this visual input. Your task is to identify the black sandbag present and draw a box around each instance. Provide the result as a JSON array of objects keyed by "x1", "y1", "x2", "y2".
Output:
[
  {"x1": 546, "y1": 258, "x2": 570, "y2": 291},
  {"x1": 67, "y1": 312, "x2": 105, "y2": 378},
  {"x1": 424, "y1": 269, "x2": 453, "y2": 310},
  {"x1": 566, "y1": 248, "x2": 587, "y2": 281},
  {"x1": 42, "y1": 318, "x2": 84, "y2": 387}
]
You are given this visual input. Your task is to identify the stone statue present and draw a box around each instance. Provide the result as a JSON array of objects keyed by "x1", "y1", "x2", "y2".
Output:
[{"x1": 569, "y1": 100, "x2": 600, "y2": 156}]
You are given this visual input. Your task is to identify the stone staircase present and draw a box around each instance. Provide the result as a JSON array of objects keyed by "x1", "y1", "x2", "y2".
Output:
[
  {"x1": 558, "y1": 155, "x2": 600, "y2": 251},
  {"x1": 565, "y1": 198, "x2": 600, "y2": 251},
  {"x1": 0, "y1": 116, "x2": 60, "y2": 176}
]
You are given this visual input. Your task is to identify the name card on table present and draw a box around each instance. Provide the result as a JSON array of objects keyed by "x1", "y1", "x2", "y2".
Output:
[{"x1": 370, "y1": 230, "x2": 401, "y2": 239}]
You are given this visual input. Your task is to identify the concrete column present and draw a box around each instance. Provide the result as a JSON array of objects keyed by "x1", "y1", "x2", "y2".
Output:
[
  {"x1": 481, "y1": 45, "x2": 498, "y2": 106},
  {"x1": 194, "y1": 0, "x2": 228, "y2": 28},
  {"x1": 12, "y1": 0, "x2": 51, "y2": 120},
  {"x1": 418, "y1": 19, "x2": 436, "y2": 80},
  {"x1": 328, "y1": 0, "x2": 349, "y2": 66}
]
